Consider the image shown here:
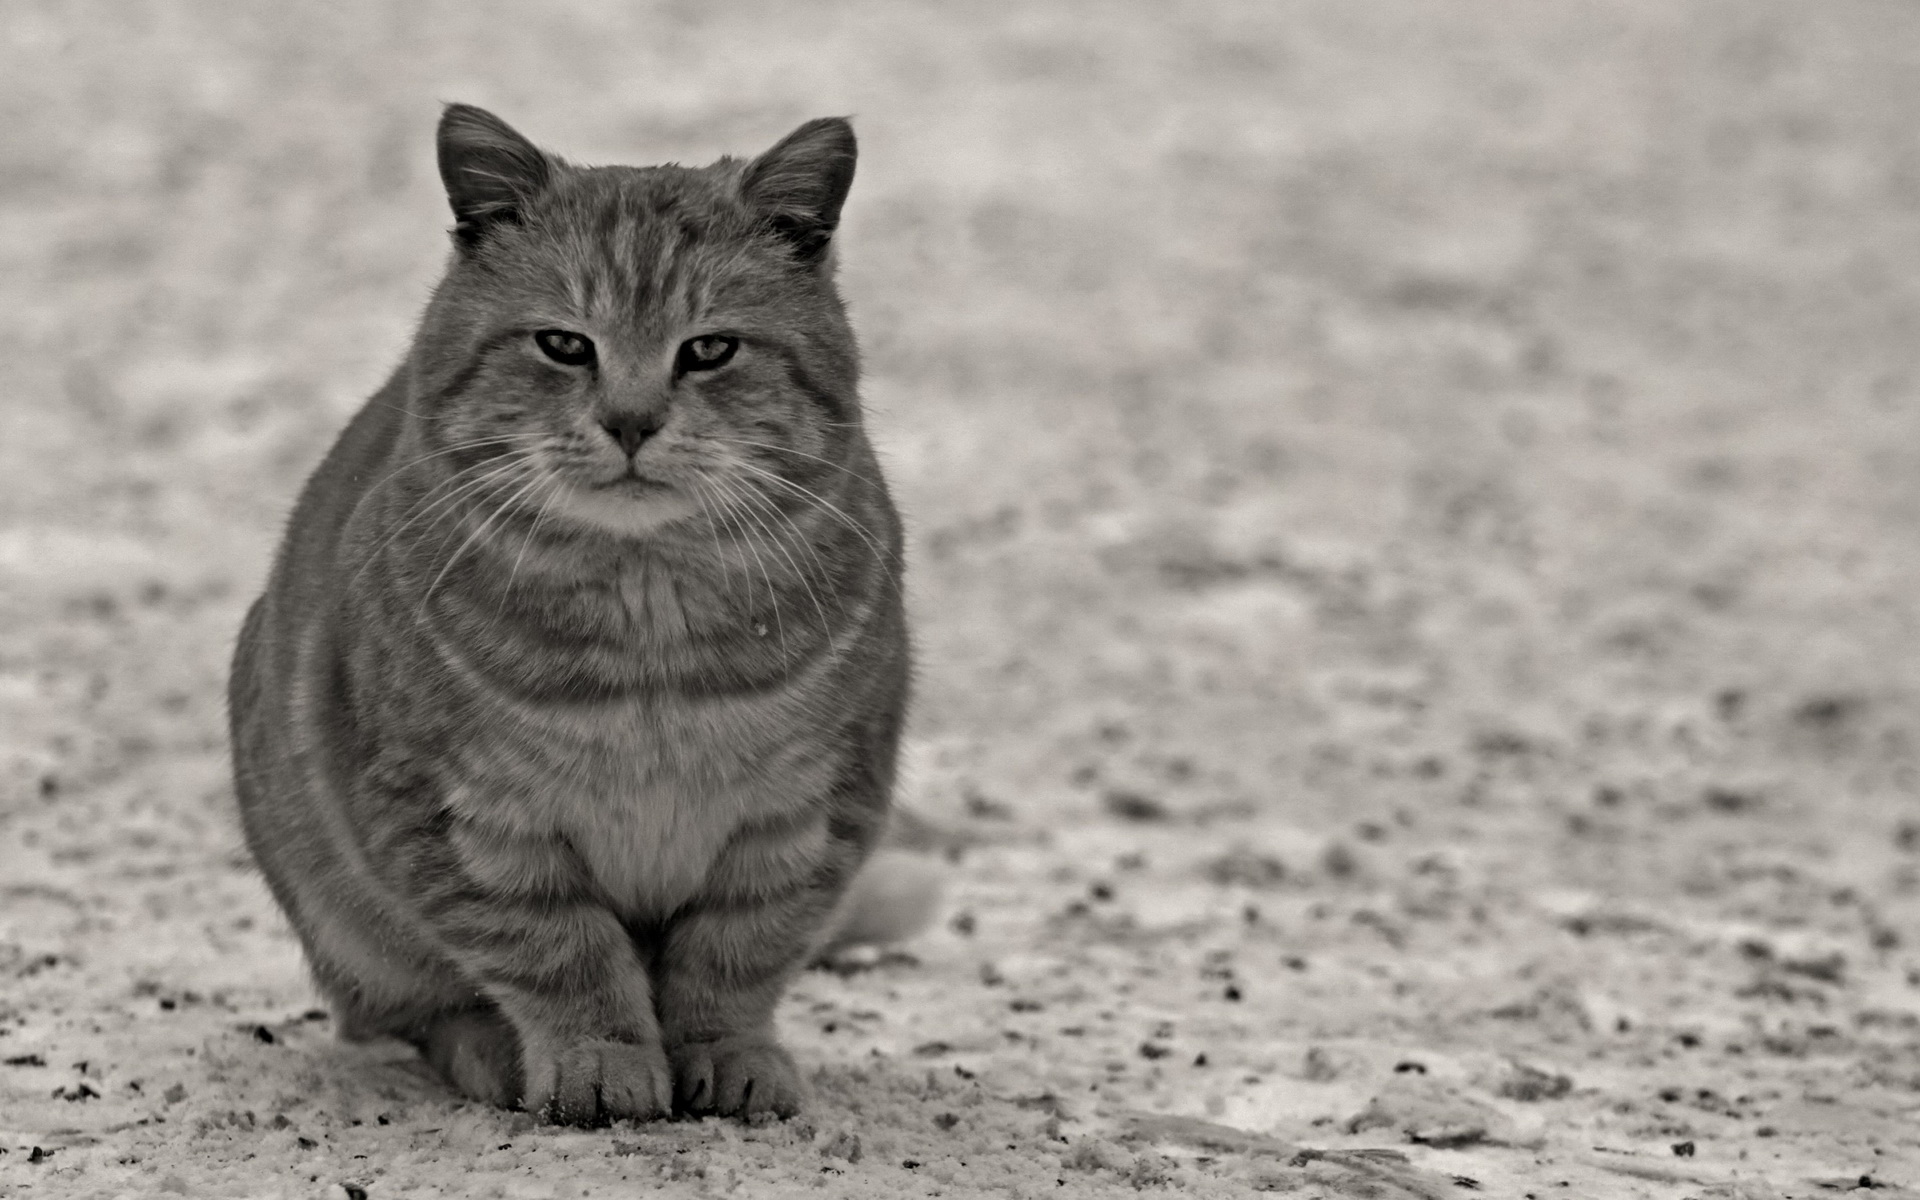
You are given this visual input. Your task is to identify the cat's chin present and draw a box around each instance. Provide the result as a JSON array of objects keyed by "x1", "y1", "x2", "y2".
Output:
[{"x1": 549, "y1": 484, "x2": 699, "y2": 539}]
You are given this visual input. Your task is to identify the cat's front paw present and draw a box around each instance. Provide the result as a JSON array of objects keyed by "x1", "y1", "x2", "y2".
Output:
[
  {"x1": 670, "y1": 1036, "x2": 804, "y2": 1118},
  {"x1": 419, "y1": 1008, "x2": 523, "y2": 1109},
  {"x1": 532, "y1": 1038, "x2": 672, "y2": 1125}
]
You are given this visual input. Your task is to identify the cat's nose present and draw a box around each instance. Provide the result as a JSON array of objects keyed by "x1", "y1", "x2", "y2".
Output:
[{"x1": 600, "y1": 410, "x2": 664, "y2": 457}]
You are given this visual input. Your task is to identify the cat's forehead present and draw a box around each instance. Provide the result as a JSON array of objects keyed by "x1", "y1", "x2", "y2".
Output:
[
  {"x1": 526, "y1": 162, "x2": 765, "y2": 320},
  {"x1": 548, "y1": 163, "x2": 750, "y2": 247}
]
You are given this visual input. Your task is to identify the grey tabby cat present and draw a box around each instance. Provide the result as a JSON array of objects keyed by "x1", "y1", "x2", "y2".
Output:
[{"x1": 228, "y1": 104, "x2": 913, "y2": 1124}]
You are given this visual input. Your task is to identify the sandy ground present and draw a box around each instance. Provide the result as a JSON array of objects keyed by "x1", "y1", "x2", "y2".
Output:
[{"x1": 4, "y1": 2, "x2": 1920, "y2": 1196}]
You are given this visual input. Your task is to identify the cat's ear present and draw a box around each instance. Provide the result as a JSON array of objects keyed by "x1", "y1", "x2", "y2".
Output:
[
  {"x1": 437, "y1": 103, "x2": 552, "y2": 249},
  {"x1": 742, "y1": 117, "x2": 857, "y2": 265}
]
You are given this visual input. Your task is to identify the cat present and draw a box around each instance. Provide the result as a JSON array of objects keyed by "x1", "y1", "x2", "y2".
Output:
[{"x1": 228, "y1": 103, "x2": 920, "y2": 1125}]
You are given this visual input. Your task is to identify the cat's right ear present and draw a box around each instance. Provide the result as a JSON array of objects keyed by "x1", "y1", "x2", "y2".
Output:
[{"x1": 437, "y1": 103, "x2": 552, "y2": 249}]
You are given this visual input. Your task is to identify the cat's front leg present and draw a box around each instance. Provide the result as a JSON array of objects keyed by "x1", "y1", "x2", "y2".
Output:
[
  {"x1": 408, "y1": 825, "x2": 673, "y2": 1124},
  {"x1": 482, "y1": 940, "x2": 672, "y2": 1125},
  {"x1": 651, "y1": 807, "x2": 875, "y2": 1118},
  {"x1": 653, "y1": 898, "x2": 819, "y2": 1119}
]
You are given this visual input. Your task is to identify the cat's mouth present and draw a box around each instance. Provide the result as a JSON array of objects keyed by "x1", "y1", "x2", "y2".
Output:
[
  {"x1": 555, "y1": 466, "x2": 698, "y2": 537},
  {"x1": 593, "y1": 466, "x2": 675, "y2": 495}
]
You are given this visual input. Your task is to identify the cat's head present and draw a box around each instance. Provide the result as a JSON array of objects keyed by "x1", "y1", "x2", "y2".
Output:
[{"x1": 407, "y1": 104, "x2": 862, "y2": 539}]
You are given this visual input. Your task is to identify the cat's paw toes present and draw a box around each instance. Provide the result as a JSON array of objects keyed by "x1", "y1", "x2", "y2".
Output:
[
  {"x1": 540, "y1": 1039, "x2": 672, "y2": 1126},
  {"x1": 670, "y1": 1036, "x2": 804, "y2": 1118}
]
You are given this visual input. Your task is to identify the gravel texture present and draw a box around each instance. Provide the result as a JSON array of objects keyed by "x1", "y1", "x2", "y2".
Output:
[{"x1": 3, "y1": 2, "x2": 1919, "y2": 1197}]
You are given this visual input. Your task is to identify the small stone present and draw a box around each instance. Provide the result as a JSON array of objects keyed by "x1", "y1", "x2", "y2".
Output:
[
  {"x1": 821, "y1": 1130, "x2": 862, "y2": 1163},
  {"x1": 1301, "y1": 1047, "x2": 1340, "y2": 1082},
  {"x1": 1102, "y1": 789, "x2": 1168, "y2": 822},
  {"x1": 1497, "y1": 1062, "x2": 1572, "y2": 1102}
]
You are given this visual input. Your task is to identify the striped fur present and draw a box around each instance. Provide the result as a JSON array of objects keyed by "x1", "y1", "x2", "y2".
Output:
[{"x1": 229, "y1": 106, "x2": 909, "y2": 1124}]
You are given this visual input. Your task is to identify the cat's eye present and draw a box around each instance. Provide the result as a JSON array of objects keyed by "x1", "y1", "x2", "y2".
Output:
[
  {"x1": 535, "y1": 329, "x2": 596, "y2": 367},
  {"x1": 676, "y1": 334, "x2": 738, "y2": 374}
]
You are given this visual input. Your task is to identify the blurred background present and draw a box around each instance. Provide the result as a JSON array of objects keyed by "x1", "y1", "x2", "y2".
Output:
[{"x1": 3, "y1": 2, "x2": 1920, "y2": 1194}]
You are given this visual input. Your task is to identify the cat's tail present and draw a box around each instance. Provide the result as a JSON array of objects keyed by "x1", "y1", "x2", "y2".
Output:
[
  {"x1": 813, "y1": 808, "x2": 955, "y2": 959},
  {"x1": 813, "y1": 847, "x2": 947, "y2": 958}
]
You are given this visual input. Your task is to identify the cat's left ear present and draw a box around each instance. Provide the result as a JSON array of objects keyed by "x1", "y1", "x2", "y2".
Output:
[
  {"x1": 438, "y1": 103, "x2": 553, "y2": 249},
  {"x1": 742, "y1": 117, "x2": 857, "y2": 266}
]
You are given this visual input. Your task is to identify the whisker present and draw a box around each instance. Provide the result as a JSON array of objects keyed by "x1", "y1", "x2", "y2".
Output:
[
  {"x1": 736, "y1": 482, "x2": 841, "y2": 607},
  {"x1": 726, "y1": 476, "x2": 846, "y2": 629},
  {"x1": 686, "y1": 482, "x2": 745, "y2": 604},
  {"x1": 709, "y1": 476, "x2": 792, "y2": 651},
  {"x1": 699, "y1": 478, "x2": 786, "y2": 654},
  {"x1": 713, "y1": 437, "x2": 880, "y2": 487},
  {"x1": 364, "y1": 433, "x2": 528, "y2": 498},
  {"x1": 712, "y1": 475, "x2": 835, "y2": 653},
  {"x1": 416, "y1": 465, "x2": 548, "y2": 622},
  {"x1": 700, "y1": 482, "x2": 771, "y2": 641},
  {"x1": 348, "y1": 450, "x2": 540, "y2": 590},
  {"x1": 726, "y1": 458, "x2": 894, "y2": 577},
  {"x1": 503, "y1": 474, "x2": 563, "y2": 597}
]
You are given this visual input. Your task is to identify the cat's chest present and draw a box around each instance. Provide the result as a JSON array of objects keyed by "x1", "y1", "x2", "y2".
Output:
[
  {"x1": 551, "y1": 771, "x2": 753, "y2": 919},
  {"x1": 448, "y1": 692, "x2": 836, "y2": 917}
]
